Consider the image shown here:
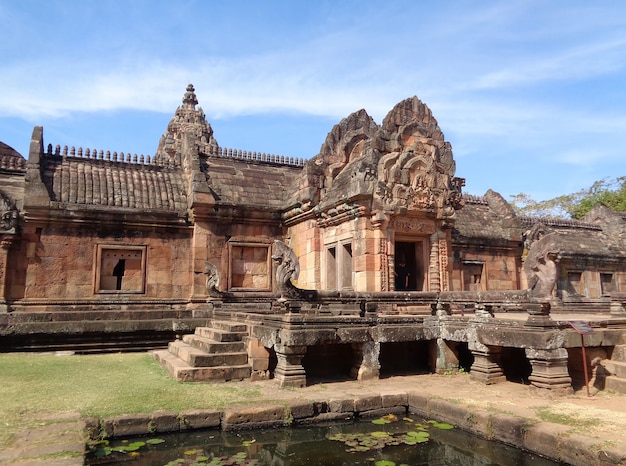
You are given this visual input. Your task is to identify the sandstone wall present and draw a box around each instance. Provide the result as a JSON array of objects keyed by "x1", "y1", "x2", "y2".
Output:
[{"x1": 10, "y1": 224, "x2": 192, "y2": 301}]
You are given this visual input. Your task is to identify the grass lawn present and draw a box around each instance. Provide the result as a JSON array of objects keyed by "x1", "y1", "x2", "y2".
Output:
[{"x1": 0, "y1": 352, "x2": 262, "y2": 449}]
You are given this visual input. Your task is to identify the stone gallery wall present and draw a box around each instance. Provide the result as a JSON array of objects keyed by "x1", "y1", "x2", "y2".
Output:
[{"x1": 9, "y1": 224, "x2": 192, "y2": 302}]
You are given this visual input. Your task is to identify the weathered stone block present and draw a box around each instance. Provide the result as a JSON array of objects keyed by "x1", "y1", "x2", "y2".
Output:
[
  {"x1": 407, "y1": 391, "x2": 429, "y2": 417},
  {"x1": 381, "y1": 392, "x2": 408, "y2": 408},
  {"x1": 109, "y1": 414, "x2": 152, "y2": 437},
  {"x1": 288, "y1": 400, "x2": 315, "y2": 420},
  {"x1": 222, "y1": 404, "x2": 285, "y2": 429},
  {"x1": 328, "y1": 398, "x2": 354, "y2": 413},
  {"x1": 354, "y1": 395, "x2": 382, "y2": 413},
  {"x1": 180, "y1": 409, "x2": 221, "y2": 430},
  {"x1": 522, "y1": 422, "x2": 570, "y2": 462},
  {"x1": 251, "y1": 357, "x2": 269, "y2": 371},
  {"x1": 488, "y1": 413, "x2": 526, "y2": 446},
  {"x1": 151, "y1": 410, "x2": 180, "y2": 433}
]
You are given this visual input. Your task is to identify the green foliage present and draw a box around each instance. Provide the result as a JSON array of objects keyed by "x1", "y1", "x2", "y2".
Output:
[{"x1": 509, "y1": 176, "x2": 626, "y2": 219}]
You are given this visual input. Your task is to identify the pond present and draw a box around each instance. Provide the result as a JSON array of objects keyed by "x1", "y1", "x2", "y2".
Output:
[{"x1": 87, "y1": 414, "x2": 565, "y2": 466}]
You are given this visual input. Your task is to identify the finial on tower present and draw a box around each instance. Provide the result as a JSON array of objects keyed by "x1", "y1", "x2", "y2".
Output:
[{"x1": 182, "y1": 84, "x2": 198, "y2": 108}]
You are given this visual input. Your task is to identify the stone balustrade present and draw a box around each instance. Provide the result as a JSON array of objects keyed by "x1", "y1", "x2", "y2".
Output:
[
  {"x1": 206, "y1": 146, "x2": 305, "y2": 167},
  {"x1": 44, "y1": 144, "x2": 307, "y2": 168}
]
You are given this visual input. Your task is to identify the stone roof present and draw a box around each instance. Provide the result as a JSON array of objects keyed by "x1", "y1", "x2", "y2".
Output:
[
  {"x1": 201, "y1": 154, "x2": 302, "y2": 209},
  {"x1": 40, "y1": 153, "x2": 188, "y2": 212},
  {"x1": 548, "y1": 228, "x2": 626, "y2": 260},
  {"x1": 453, "y1": 200, "x2": 517, "y2": 242}
]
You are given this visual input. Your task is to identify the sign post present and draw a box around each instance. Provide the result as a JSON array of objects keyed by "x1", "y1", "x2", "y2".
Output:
[{"x1": 568, "y1": 320, "x2": 594, "y2": 397}]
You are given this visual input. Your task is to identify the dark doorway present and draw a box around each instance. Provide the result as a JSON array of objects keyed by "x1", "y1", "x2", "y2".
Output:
[
  {"x1": 501, "y1": 347, "x2": 532, "y2": 384},
  {"x1": 395, "y1": 242, "x2": 422, "y2": 291},
  {"x1": 302, "y1": 344, "x2": 354, "y2": 383},
  {"x1": 379, "y1": 340, "x2": 432, "y2": 377}
]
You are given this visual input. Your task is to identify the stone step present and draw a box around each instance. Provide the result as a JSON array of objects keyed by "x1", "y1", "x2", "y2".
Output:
[
  {"x1": 210, "y1": 320, "x2": 248, "y2": 333},
  {"x1": 603, "y1": 360, "x2": 626, "y2": 379},
  {"x1": 168, "y1": 340, "x2": 248, "y2": 367},
  {"x1": 182, "y1": 334, "x2": 246, "y2": 353},
  {"x1": 153, "y1": 349, "x2": 251, "y2": 382},
  {"x1": 611, "y1": 345, "x2": 626, "y2": 363},
  {"x1": 195, "y1": 327, "x2": 247, "y2": 342},
  {"x1": 605, "y1": 375, "x2": 626, "y2": 395}
]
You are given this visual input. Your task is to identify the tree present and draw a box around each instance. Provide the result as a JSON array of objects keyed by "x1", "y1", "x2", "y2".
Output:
[{"x1": 509, "y1": 176, "x2": 626, "y2": 220}]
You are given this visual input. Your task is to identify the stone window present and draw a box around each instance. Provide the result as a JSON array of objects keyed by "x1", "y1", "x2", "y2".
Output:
[
  {"x1": 95, "y1": 245, "x2": 146, "y2": 293},
  {"x1": 600, "y1": 272, "x2": 615, "y2": 295},
  {"x1": 462, "y1": 261, "x2": 484, "y2": 291},
  {"x1": 567, "y1": 271, "x2": 585, "y2": 296},
  {"x1": 325, "y1": 241, "x2": 353, "y2": 290},
  {"x1": 228, "y1": 242, "x2": 271, "y2": 291}
]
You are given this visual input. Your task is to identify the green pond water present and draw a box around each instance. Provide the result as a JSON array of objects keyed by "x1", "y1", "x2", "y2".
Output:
[{"x1": 87, "y1": 415, "x2": 566, "y2": 466}]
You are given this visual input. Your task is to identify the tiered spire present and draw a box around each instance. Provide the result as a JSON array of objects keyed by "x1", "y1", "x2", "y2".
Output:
[{"x1": 154, "y1": 84, "x2": 219, "y2": 165}]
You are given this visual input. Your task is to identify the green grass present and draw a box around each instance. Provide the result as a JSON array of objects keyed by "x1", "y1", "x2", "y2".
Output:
[
  {"x1": 534, "y1": 406, "x2": 601, "y2": 429},
  {"x1": 0, "y1": 352, "x2": 261, "y2": 449}
]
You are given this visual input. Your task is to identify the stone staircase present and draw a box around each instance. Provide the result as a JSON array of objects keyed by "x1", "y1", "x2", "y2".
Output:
[
  {"x1": 600, "y1": 345, "x2": 626, "y2": 394},
  {"x1": 153, "y1": 320, "x2": 252, "y2": 382}
]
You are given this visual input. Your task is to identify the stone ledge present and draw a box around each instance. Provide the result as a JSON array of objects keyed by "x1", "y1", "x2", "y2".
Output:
[
  {"x1": 407, "y1": 390, "x2": 626, "y2": 466},
  {"x1": 85, "y1": 392, "x2": 626, "y2": 466}
]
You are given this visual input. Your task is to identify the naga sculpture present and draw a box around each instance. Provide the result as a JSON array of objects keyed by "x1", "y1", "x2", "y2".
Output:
[
  {"x1": 523, "y1": 231, "x2": 560, "y2": 299},
  {"x1": 204, "y1": 261, "x2": 221, "y2": 298},
  {"x1": 271, "y1": 240, "x2": 301, "y2": 299}
]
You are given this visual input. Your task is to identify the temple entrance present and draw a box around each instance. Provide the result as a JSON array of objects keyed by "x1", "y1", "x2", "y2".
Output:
[{"x1": 394, "y1": 241, "x2": 425, "y2": 291}]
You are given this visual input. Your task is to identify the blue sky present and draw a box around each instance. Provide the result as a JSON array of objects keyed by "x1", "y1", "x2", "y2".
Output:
[{"x1": 1, "y1": 0, "x2": 625, "y2": 202}]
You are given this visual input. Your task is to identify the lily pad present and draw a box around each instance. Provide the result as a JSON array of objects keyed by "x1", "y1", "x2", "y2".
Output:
[
  {"x1": 146, "y1": 438, "x2": 166, "y2": 445},
  {"x1": 431, "y1": 421, "x2": 454, "y2": 430},
  {"x1": 372, "y1": 418, "x2": 391, "y2": 425}
]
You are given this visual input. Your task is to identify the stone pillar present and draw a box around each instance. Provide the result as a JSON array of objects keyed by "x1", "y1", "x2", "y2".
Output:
[
  {"x1": 0, "y1": 235, "x2": 15, "y2": 312},
  {"x1": 274, "y1": 345, "x2": 307, "y2": 388},
  {"x1": 525, "y1": 347, "x2": 572, "y2": 390},
  {"x1": 470, "y1": 346, "x2": 506, "y2": 384},
  {"x1": 350, "y1": 341, "x2": 380, "y2": 381},
  {"x1": 434, "y1": 338, "x2": 459, "y2": 374},
  {"x1": 428, "y1": 232, "x2": 441, "y2": 292},
  {"x1": 525, "y1": 302, "x2": 554, "y2": 328}
]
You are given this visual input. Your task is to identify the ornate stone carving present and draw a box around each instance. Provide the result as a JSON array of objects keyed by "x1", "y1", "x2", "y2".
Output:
[
  {"x1": 389, "y1": 217, "x2": 436, "y2": 234},
  {"x1": 0, "y1": 192, "x2": 18, "y2": 233},
  {"x1": 294, "y1": 96, "x2": 463, "y2": 223},
  {"x1": 271, "y1": 240, "x2": 301, "y2": 299},
  {"x1": 523, "y1": 232, "x2": 560, "y2": 299},
  {"x1": 204, "y1": 261, "x2": 221, "y2": 298},
  {"x1": 154, "y1": 84, "x2": 219, "y2": 165}
]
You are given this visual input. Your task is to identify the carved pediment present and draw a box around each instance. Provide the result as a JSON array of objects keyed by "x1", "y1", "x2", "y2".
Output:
[{"x1": 292, "y1": 96, "x2": 464, "y2": 222}]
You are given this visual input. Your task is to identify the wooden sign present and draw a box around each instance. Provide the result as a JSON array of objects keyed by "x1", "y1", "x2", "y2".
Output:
[{"x1": 568, "y1": 320, "x2": 594, "y2": 335}]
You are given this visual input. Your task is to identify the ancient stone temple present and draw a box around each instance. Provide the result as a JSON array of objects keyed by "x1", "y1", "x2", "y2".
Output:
[{"x1": 1, "y1": 85, "x2": 626, "y2": 392}]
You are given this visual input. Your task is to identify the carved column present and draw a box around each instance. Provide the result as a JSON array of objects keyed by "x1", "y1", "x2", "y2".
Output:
[
  {"x1": 525, "y1": 347, "x2": 572, "y2": 390},
  {"x1": 274, "y1": 344, "x2": 307, "y2": 388},
  {"x1": 0, "y1": 235, "x2": 15, "y2": 312},
  {"x1": 350, "y1": 341, "x2": 380, "y2": 381},
  {"x1": 429, "y1": 232, "x2": 440, "y2": 292},
  {"x1": 470, "y1": 346, "x2": 506, "y2": 384}
]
